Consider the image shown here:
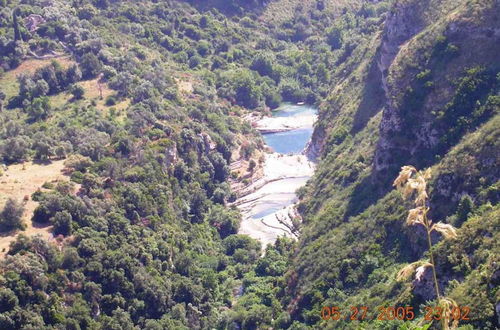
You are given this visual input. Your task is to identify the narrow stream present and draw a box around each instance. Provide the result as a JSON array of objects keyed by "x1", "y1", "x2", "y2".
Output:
[{"x1": 236, "y1": 104, "x2": 317, "y2": 247}]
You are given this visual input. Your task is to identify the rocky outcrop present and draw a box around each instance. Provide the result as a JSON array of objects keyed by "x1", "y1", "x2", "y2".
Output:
[
  {"x1": 373, "y1": 0, "x2": 500, "y2": 174},
  {"x1": 374, "y1": 0, "x2": 429, "y2": 173},
  {"x1": 24, "y1": 14, "x2": 46, "y2": 32},
  {"x1": 304, "y1": 125, "x2": 325, "y2": 160},
  {"x1": 377, "y1": 0, "x2": 426, "y2": 94}
]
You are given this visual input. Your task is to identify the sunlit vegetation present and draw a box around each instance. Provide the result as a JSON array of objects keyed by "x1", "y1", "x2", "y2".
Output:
[{"x1": 0, "y1": 0, "x2": 498, "y2": 328}]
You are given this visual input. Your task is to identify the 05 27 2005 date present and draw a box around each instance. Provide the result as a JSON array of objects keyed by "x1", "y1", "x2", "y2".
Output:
[{"x1": 321, "y1": 306, "x2": 470, "y2": 321}]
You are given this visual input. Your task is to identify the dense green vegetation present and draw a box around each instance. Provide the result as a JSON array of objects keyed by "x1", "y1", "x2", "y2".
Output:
[{"x1": 0, "y1": 0, "x2": 498, "y2": 329}]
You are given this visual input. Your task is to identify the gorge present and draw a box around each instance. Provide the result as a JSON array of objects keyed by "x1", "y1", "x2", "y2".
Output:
[{"x1": 236, "y1": 104, "x2": 317, "y2": 247}]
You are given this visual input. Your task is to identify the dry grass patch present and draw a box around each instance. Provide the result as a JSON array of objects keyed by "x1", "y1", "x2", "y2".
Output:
[
  {"x1": 0, "y1": 57, "x2": 75, "y2": 99},
  {"x1": 77, "y1": 78, "x2": 130, "y2": 113},
  {"x1": 0, "y1": 160, "x2": 69, "y2": 258}
]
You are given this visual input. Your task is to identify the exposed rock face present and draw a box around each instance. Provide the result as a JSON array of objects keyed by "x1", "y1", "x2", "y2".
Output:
[
  {"x1": 373, "y1": 0, "x2": 500, "y2": 174},
  {"x1": 24, "y1": 14, "x2": 46, "y2": 32},
  {"x1": 374, "y1": 1, "x2": 429, "y2": 173},
  {"x1": 164, "y1": 143, "x2": 178, "y2": 168},
  {"x1": 304, "y1": 125, "x2": 325, "y2": 160},
  {"x1": 377, "y1": 0, "x2": 425, "y2": 94}
]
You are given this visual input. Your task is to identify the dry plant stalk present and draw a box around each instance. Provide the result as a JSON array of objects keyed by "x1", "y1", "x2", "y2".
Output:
[{"x1": 394, "y1": 166, "x2": 459, "y2": 330}]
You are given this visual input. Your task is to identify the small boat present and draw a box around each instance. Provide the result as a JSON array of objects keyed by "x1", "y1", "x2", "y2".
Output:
[{"x1": 297, "y1": 102, "x2": 305, "y2": 105}]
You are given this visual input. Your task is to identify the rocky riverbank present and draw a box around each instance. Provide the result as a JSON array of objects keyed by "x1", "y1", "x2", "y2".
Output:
[{"x1": 234, "y1": 105, "x2": 317, "y2": 247}]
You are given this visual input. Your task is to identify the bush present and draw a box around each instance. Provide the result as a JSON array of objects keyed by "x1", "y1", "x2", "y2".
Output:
[
  {"x1": 51, "y1": 211, "x2": 73, "y2": 236},
  {"x1": 326, "y1": 26, "x2": 343, "y2": 49},
  {"x1": 80, "y1": 53, "x2": 102, "y2": 79},
  {"x1": 0, "y1": 198, "x2": 25, "y2": 231},
  {"x1": 105, "y1": 95, "x2": 116, "y2": 106},
  {"x1": 189, "y1": 55, "x2": 202, "y2": 69},
  {"x1": 1, "y1": 136, "x2": 31, "y2": 163},
  {"x1": 71, "y1": 85, "x2": 85, "y2": 100}
]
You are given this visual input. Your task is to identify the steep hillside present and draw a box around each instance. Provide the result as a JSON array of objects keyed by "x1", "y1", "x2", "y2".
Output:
[
  {"x1": 285, "y1": 0, "x2": 499, "y2": 328},
  {"x1": 0, "y1": 0, "x2": 497, "y2": 328}
]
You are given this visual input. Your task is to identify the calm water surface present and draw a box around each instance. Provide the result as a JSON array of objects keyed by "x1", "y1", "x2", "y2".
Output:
[
  {"x1": 262, "y1": 104, "x2": 317, "y2": 154},
  {"x1": 251, "y1": 104, "x2": 317, "y2": 219}
]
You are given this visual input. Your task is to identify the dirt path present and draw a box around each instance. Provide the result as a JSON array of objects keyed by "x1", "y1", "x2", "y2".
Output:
[{"x1": 0, "y1": 160, "x2": 68, "y2": 258}]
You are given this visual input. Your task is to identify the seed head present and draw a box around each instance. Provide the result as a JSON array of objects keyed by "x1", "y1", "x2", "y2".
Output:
[
  {"x1": 406, "y1": 207, "x2": 425, "y2": 226},
  {"x1": 431, "y1": 222, "x2": 458, "y2": 239},
  {"x1": 438, "y1": 297, "x2": 459, "y2": 330},
  {"x1": 414, "y1": 262, "x2": 433, "y2": 282},
  {"x1": 393, "y1": 165, "x2": 417, "y2": 190}
]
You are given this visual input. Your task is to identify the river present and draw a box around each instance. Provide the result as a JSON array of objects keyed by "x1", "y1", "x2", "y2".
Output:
[{"x1": 236, "y1": 104, "x2": 317, "y2": 247}]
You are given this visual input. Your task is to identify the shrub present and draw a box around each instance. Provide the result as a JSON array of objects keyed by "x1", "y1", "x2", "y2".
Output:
[
  {"x1": 71, "y1": 85, "x2": 85, "y2": 100},
  {"x1": 0, "y1": 198, "x2": 25, "y2": 231},
  {"x1": 80, "y1": 53, "x2": 102, "y2": 79},
  {"x1": 51, "y1": 211, "x2": 73, "y2": 236},
  {"x1": 105, "y1": 95, "x2": 116, "y2": 106}
]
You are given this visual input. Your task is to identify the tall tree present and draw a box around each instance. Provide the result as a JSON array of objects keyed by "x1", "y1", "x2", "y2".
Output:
[{"x1": 13, "y1": 8, "x2": 22, "y2": 41}]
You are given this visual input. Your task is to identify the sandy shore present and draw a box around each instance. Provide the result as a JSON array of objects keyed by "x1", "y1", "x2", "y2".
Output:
[
  {"x1": 246, "y1": 111, "x2": 316, "y2": 134},
  {"x1": 235, "y1": 107, "x2": 317, "y2": 248},
  {"x1": 255, "y1": 115, "x2": 315, "y2": 133},
  {"x1": 236, "y1": 153, "x2": 315, "y2": 247}
]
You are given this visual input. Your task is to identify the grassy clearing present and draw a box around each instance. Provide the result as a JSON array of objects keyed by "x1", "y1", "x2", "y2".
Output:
[
  {"x1": 0, "y1": 57, "x2": 75, "y2": 99},
  {"x1": 0, "y1": 160, "x2": 69, "y2": 258}
]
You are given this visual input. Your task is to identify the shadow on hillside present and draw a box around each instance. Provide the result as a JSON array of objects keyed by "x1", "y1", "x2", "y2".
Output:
[
  {"x1": 32, "y1": 159, "x2": 54, "y2": 166},
  {"x1": 350, "y1": 49, "x2": 385, "y2": 135},
  {"x1": 343, "y1": 168, "x2": 394, "y2": 220},
  {"x1": 183, "y1": 0, "x2": 268, "y2": 16},
  {"x1": 0, "y1": 228, "x2": 18, "y2": 238}
]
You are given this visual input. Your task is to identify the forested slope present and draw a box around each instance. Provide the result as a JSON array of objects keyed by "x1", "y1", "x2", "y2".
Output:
[
  {"x1": 285, "y1": 0, "x2": 500, "y2": 328},
  {"x1": 0, "y1": 0, "x2": 379, "y2": 328},
  {"x1": 0, "y1": 0, "x2": 498, "y2": 329}
]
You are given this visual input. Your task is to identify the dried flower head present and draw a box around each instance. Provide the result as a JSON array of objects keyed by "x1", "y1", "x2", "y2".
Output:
[
  {"x1": 396, "y1": 261, "x2": 430, "y2": 282},
  {"x1": 414, "y1": 262, "x2": 433, "y2": 282},
  {"x1": 431, "y1": 222, "x2": 458, "y2": 239},
  {"x1": 394, "y1": 166, "x2": 431, "y2": 206},
  {"x1": 393, "y1": 165, "x2": 416, "y2": 190},
  {"x1": 438, "y1": 297, "x2": 460, "y2": 330},
  {"x1": 396, "y1": 263, "x2": 418, "y2": 282},
  {"x1": 421, "y1": 168, "x2": 432, "y2": 180},
  {"x1": 406, "y1": 207, "x2": 426, "y2": 225}
]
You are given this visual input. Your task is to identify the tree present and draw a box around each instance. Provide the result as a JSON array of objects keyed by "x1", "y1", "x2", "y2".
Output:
[
  {"x1": 32, "y1": 133, "x2": 55, "y2": 160},
  {"x1": 248, "y1": 159, "x2": 256, "y2": 172},
  {"x1": 188, "y1": 55, "x2": 202, "y2": 69},
  {"x1": 455, "y1": 194, "x2": 474, "y2": 227},
  {"x1": 93, "y1": 0, "x2": 109, "y2": 9},
  {"x1": 326, "y1": 26, "x2": 343, "y2": 49},
  {"x1": 0, "y1": 288, "x2": 18, "y2": 313},
  {"x1": 34, "y1": 79, "x2": 49, "y2": 98},
  {"x1": 0, "y1": 198, "x2": 25, "y2": 231},
  {"x1": 207, "y1": 205, "x2": 239, "y2": 238},
  {"x1": 71, "y1": 85, "x2": 85, "y2": 100},
  {"x1": 66, "y1": 65, "x2": 82, "y2": 85},
  {"x1": 51, "y1": 211, "x2": 72, "y2": 236},
  {"x1": 80, "y1": 53, "x2": 102, "y2": 79},
  {"x1": 27, "y1": 97, "x2": 51, "y2": 121},
  {"x1": 250, "y1": 53, "x2": 275, "y2": 78},
  {"x1": 232, "y1": 70, "x2": 262, "y2": 108},
  {"x1": 1, "y1": 136, "x2": 31, "y2": 163},
  {"x1": 13, "y1": 8, "x2": 22, "y2": 41},
  {"x1": 0, "y1": 90, "x2": 5, "y2": 111},
  {"x1": 316, "y1": 63, "x2": 330, "y2": 83}
]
